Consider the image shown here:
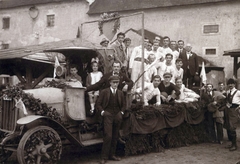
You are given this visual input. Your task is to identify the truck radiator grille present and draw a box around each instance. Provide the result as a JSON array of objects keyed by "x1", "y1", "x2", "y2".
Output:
[{"x1": 0, "y1": 99, "x2": 17, "y2": 132}]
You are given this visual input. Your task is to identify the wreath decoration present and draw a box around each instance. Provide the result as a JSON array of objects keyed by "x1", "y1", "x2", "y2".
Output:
[
  {"x1": 98, "y1": 12, "x2": 120, "y2": 36},
  {"x1": 1, "y1": 85, "x2": 62, "y2": 123}
]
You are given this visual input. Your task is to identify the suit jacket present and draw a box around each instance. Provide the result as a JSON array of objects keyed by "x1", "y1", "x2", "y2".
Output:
[
  {"x1": 178, "y1": 48, "x2": 186, "y2": 57},
  {"x1": 202, "y1": 91, "x2": 225, "y2": 118},
  {"x1": 96, "y1": 88, "x2": 126, "y2": 112},
  {"x1": 111, "y1": 41, "x2": 127, "y2": 66},
  {"x1": 179, "y1": 51, "x2": 199, "y2": 76},
  {"x1": 86, "y1": 72, "x2": 133, "y2": 92}
]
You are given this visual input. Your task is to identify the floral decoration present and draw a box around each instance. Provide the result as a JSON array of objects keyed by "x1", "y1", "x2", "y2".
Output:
[{"x1": 98, "y1": 12, "x2": 120, "y2": 36}]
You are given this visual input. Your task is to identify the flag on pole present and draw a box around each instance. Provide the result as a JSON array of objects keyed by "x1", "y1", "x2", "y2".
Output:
[
  {"x1": 200, "y1": 61, "x2": 207, "y2": 85},
  {"x1": 53, "y1": 56, "x2": 60, "y2": 78}
]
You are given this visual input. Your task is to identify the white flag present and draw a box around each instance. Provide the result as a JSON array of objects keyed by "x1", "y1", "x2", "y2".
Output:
[
  {"x1": 53, "y1": 56, "x2": 60, "y2": 78},
  {"x1": 200, "y1": 61, "x2": 207, "y2": 85}
]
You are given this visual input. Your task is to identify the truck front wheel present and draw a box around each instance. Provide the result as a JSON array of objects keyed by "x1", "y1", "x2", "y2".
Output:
[{"x1": 17, "y1": 126, "x2": 62, "y2": 164}]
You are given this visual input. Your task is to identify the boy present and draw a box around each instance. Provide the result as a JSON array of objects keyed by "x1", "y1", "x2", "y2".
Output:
[
  {"x1": 66, "y1": 64, "x2": 83, "y2": 87},
  {"x1": 158, "y1": 72, "x2": 180, "y2": 103},
  {"x1": 173, "y1": 58, "x2": 184, "y2": 83}
]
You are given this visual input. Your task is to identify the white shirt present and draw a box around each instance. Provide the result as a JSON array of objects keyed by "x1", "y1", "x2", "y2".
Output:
[
  {"x1": 145, "y1": 65, "x2": 157, "y2": 83},
  {"x1": 171, "y1": 50, "x2": 180, "y2": 63},
  {"x1": 129, "y1": 45, "x2": 149, "y2": 69},
  {"x1": 228, "y1": 88, "x2": 240, "y2": 104},
  {"x1": 110, "y1": 87, "x2": 117, "y2": 94},
  {"x1": 172, "y1": 67, "x2": 184, "y2": 83},
  {"x1": 156, "y1": 62, "x2": 175, "y2": 80},
  {"x1": 136, "y1": 82, "x2": 161, "y2": 106},
  {"x1": 157, "y1": 47, "x2": 172, "y2": 59}
]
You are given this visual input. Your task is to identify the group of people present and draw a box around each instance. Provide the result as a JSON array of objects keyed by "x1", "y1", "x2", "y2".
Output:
[
  {"x1": 202, "y1": 80, "x2": 240, "y2": 153},
  {"x1": 95, "y1": 32, "x2": 200, "y2": 106},
  {"x1": 64, "y1": 32, "x2": 240, "y2": 164}
]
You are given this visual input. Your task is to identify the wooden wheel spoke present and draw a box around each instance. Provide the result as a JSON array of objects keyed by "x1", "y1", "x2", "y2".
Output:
[
  {"x1": 44, "y1": 153, "x2": 51, "y2": 159},
  {"x1": 31, "y1": 148, "x2": 38, "y2": 155},
  {"x1": 36, "y1": 155, "x2": 41, "y2": 164},
  {"x1": 45, "y1": 143, "x2": 53, "y2": 149}
]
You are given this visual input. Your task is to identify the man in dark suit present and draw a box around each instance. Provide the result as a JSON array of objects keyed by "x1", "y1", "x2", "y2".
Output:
[
  {"x1": 177, "y1": 40, "x2": 186, "y2": 56},
  {"x1": 86, "y1": 60, "x2": 133, "y2": 92},
  {"x1": 96, "y1": 76, "x2": 126, "y2": 164},
  {"x1": 179, "y1": 43, "x2": 199, "y2": 89}
]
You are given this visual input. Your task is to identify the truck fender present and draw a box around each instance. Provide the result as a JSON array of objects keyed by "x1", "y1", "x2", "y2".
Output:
[
  {"x1": 17, "y1": 115, "x2": 84, "y2": 147},
  {"x1": 17, "y1": 115, "x2": 46, "y2": 125}
]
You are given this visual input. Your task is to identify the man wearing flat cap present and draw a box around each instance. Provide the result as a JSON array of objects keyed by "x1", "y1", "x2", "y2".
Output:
[
  {"x1": 96, "y1": 75, "x2": 126, "y2": 164},
  {"x1": 224, "y1": 78, "x2": 240, "y2": 151},
  {"x1": 158, "y1": 72, "x2": 180, "y2": 103}
]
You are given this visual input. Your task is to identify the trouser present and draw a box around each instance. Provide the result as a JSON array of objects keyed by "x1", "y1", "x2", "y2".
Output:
[
  {"x1": 227, "y1": 130, "x2": 232, "y2": 141},
  {"x1": 206, "y1": 111, "x2": 216, "y2": 141},
  {"x1": 101, "y1": 111, "x2": 122, "y2": 159},
  {"x1": 225, "y1": 107, "x2": 238, "y2": 146},
  {"x1": 215, "y1": 121, "x2": 223, "y2": 142},
  {"x1": 183, "y1": 69, "x2": 194, "y2": 89},
  {"x1": 229, "y1": 130, "x2": 237, "y2": 146}
]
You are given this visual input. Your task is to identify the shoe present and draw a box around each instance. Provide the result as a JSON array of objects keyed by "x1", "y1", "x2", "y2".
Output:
[
  {"x1": 219, "y1": 141, "x2": 223, "y2": 145},
  {"x1": 225, "y1": 144, "x2": 233, "y2": 149},
  {"x1": 210, "y1": 140, "x2": 216, "y2": 144},
  {"x1": 99, "y1": 159, "x2": 106, "y2": 164},
  {"x1": 109, "y1": 155, "x2": 121, "y2": 161},
  {"x1": 229, "y1": 145, "x2": 237, "y2": 151},
  {"x1": 118, "y1": 137, "x2": 126, "y2": 144}
]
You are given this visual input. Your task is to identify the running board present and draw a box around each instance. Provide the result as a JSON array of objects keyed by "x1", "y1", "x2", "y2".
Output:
[{"x1": 82, "y1": 138, "x2": 103, "y2": 146}]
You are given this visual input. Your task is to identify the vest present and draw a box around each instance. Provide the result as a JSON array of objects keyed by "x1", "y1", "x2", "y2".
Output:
[{"x1": 105, "y1": 91, "x2": 120, "y2": 115}]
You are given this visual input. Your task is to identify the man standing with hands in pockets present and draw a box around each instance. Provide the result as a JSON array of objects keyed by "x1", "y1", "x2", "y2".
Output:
[{"x1": 97, "y1": 76, "x2": 126, "y2": 164}]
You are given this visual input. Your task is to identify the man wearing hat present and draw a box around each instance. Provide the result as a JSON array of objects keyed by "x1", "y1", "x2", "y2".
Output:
[
  {"x1": 96, "y1": 75, "x2": 125, "y2": 164},
  {"x1": 158, "y1": 72, "x2": 180, "y2": 103},
  {"x1": 224, "y1": 78, "x2": 240, "y2": 151},
  {"x1": 100, "y1": 38, "x2": 110, "y2": 48}
]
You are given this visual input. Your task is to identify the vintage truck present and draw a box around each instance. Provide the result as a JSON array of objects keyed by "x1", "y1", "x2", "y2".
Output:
[{"x1": 0, "y1": 47, "x2": 114, "y2": 164}]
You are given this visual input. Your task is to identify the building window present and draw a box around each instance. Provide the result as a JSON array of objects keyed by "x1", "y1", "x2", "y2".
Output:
[
  {"x1": 203, "y1": 25, "x2": 219, "y2": 34},
  {"x1": 205, "y1": 48, "x2": 216, "y2": 55},
  {"x1": 203, "y1": 47, "x2": 218, "y2": 56},
  {"x1": 2, "y1": 17, "x2": 10, "y2": 29},
  {"x1": 47, "y1": 15, "x2": 55, "y2": 27},
  {"x1": 1, "y1": 44, "x2": 9, "y2": 49}
]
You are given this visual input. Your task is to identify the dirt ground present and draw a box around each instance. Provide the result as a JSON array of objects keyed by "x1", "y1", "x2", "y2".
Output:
[{"x1": 6, "y1": 129, "x2": 240, "y2": 164}]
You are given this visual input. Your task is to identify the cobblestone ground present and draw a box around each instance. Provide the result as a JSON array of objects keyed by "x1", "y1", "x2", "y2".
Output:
[{"x1": 6, "y1": 129, "x2": 240, "y2": 164}]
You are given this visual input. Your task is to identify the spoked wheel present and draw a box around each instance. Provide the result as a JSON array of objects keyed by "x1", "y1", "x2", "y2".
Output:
[{"x1": 17, "y1": 126, "x2": 62, "y2": 164}]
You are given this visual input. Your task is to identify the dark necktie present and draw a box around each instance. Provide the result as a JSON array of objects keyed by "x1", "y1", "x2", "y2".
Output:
[{"x1": 228, "y1": 90, "x2": 232, "y2": 102}]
